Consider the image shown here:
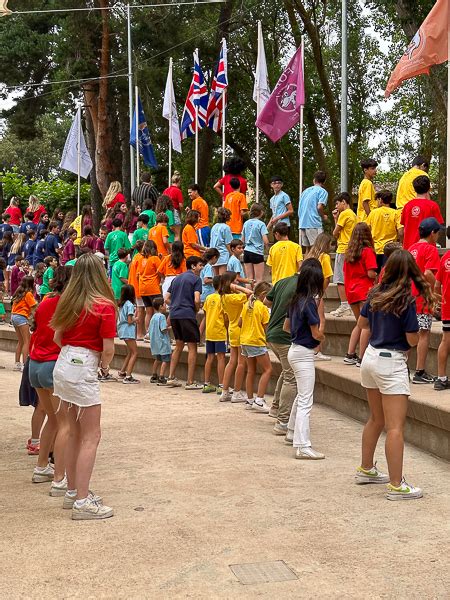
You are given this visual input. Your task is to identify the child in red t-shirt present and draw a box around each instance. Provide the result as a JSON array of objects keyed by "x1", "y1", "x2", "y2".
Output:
[
  {"x1": 435, "y1": 227, "x2": 450, "y2": 390},
  {"x1": 343, "y1": 223, "x2": 377, "y2": 365},
  {"x1": 409, "y1": 218, "x2": 441, "y2": 384}
]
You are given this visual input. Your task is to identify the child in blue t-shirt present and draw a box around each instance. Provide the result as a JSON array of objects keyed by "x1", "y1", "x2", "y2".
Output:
[
  {"x1": 227, "y1": 239, "x2": 254, "y2": 287},
  {"x1": 117, "y1": 284, "x2": 139, "y2": 385},
  {"x1": 200, "y1": 248, "x2": 220, "y2": 302},
  {"x1": 149, "y1": 297, "x2": 172, "y2": 385},
  {"x1": 210, "y1": 207, "x2": 233, "y2": 275},
  {"x1": 242, "y1": 203, "x2": 269, "y2": 283}
]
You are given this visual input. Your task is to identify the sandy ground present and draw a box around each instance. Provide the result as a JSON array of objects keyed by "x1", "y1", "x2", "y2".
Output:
[{"x1": 0, "y1": 349, "x2": 449, "y2": 599}]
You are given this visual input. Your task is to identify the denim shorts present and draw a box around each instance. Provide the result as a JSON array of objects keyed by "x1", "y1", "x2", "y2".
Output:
[
  {"x1": 206, "y1": 340, "x2": 227, "y2": 354},
  {"x1": 173, "y1": 210, "x2": 181, "y2": 225},
  {"x1": 241, "y1": 344, "x2": 268, "y2": 358},
  {"x1": 11, "y1": 313, "x2": 29, "y2": 327},
  {"x1": 29, "y1": 359, "x2": 57, "y2": 389},
  {"x1": 155, "y1": 353, "x2": 171, "y2": 363}
]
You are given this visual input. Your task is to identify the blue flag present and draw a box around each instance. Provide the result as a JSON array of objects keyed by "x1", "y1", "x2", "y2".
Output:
[{"x1": 130, "y1": 95, "x2": 158, "y2": 168}]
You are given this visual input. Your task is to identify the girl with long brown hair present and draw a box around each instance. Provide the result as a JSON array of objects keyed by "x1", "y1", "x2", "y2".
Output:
[
  {"x1": 356, "y1": 249, "x2": 434, "y2": 500},
  {"x1": 51, "y1": 253, "x2": 116, "y2": 520},
  {"x1": 343, "y1": 222, "x2": 377, "y2": 365},
  {"x1": 11, "y1": 275, "x2": 37, "y2": 370}
]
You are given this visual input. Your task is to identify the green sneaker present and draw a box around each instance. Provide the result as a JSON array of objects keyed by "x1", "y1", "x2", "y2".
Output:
[
  {"x1": 202, "y1": 383, "x2": 217, "y2": 393},
  {"x1": 355, "y1": 463, "x2": 390, "y2": 485},
  {"x1": 386, "y1": 477, "x2": 423, "y2": 501}
]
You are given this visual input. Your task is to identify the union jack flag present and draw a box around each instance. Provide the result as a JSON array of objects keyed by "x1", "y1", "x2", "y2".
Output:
[
  {"x1": 206, "y1": 39, "x2": 228, "y2": 133},
  {"x1": 180, "y1": 50, "x2": 209, "y2": 139}
]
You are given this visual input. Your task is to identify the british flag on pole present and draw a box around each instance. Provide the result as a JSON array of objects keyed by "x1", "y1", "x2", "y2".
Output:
[
  {"x1": 206, "y1": 39, "x2": 228, "y2": 133},
  {"x1": 180, "y1": 50, "x2": 209, "y2": 139}
]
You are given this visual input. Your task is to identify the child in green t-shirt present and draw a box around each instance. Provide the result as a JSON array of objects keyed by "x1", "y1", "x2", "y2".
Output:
[
  {"x1": 39, "y1": 256, "x2": 58, "y2": 299},
  {"x1": 0, "y1": 290, "x2": 6, "y2": 324},
  {"x1": 111, "y1": 248, "x2": 130, "y2": 300}
]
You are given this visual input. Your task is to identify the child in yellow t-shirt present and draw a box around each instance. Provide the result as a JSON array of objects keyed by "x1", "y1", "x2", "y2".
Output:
[
  {"x1": 307, "y1": 233, "x2": 333, "y2": 360},
  {"x1": 267, "y1": 222, "x2": 303, "y2": 284},
  {"x1": 357, "y1": 158, "x2": 378, "y2": 221},
  {"x1": 202, "y1": 276, "x2": 227, "y2": 393},
  {"x1": 239, "y1": 281, "x2": 272, "y2": 412}
]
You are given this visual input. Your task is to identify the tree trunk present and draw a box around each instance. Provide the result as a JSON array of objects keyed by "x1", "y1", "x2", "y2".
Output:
[{"x1": 84, "y1": 106, "x2": 103, "y2": 230}]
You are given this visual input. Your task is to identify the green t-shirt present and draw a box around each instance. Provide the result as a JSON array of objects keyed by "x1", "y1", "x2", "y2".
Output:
[
  {"x1": 40, "y1": 266, "x2": 54, "y2": 296},
  {"x1": 105, "y1": 229, "x2": 131, "y2": 265},
  {"x1": 141, "y1": 210, "x2": 156, "y2": 229},
  {"x1": 132, "y1": 227, "x2": 149, "y2": 246},
  {"x1": 65, "y1": 259, "x2": 77, "y2": 266},
  {"x1": 165, "y1": 210, "x2": 175, "y2": 243},
  {"x1": 111, "y1": 260, "x2": 129, "y2": 299},
  {"x1": 0, "y1": 302, "x2": 5, "y2": 316},
  {"x1": 266, "y1": 274, "x2": 298, "y2": 345}
]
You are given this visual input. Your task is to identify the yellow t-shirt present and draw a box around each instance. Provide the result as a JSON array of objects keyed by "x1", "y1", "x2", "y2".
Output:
[
  {"x1": 357, "y1": 178, "x2": 376, "y2": 221},
  {"x1": 366, "y1": 206, "x2": 402, "y2": 254},
  {"x1": 70, "y1": 215, "x2": 82, "y2": 245},
  {"x1": 240, "y1": 299, "x2": 270, "y2": 347},
  {"x1": 319, "y1": 253, "x2": 333, "y2": 280},
  {"x1": 267, "y1": 240, "x2": 303, "y2": 285},
  {"x1": 203, "y1": 293, "x2": 226, "y2": 342},
  {"x1": 396, "y1": 167, "x2": 429, "y2": 210},
  {"x1": 221, "y1": 292, "x2": 247, "y2": 347},
  {"x1": 336, "y1": 208, "x2": 358, "y2": 254}
]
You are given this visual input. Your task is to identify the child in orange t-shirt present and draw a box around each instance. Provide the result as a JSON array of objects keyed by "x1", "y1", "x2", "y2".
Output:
[
  {"x1": 182, "y1": 211, "x2": 208, "y2": 258},
  {"x1": 148, "y1": 213, "x2": 170, "y2": 258},
  {"x1": 128, "y1": 239, "x2": 145, "y2": 339},
  {"x1": 157, "y1": 241, "x2": 187, "y2": 299},
  {"x1": 224, "y1": 177, "x2": 248, "y2": 238},
  {"x1": 11, "y1": 275, "x2": 38, "y2": 370},
  {"x1": 136, "y1": 240, "x2": 162, "y2": 328},
  {"x1": 188, "y1": 184, "x2": 210, "y2": 246}
]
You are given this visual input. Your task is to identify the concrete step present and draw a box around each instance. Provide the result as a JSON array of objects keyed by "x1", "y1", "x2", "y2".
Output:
[{"x1": 0, "y1": 329, "x2": 449, "y2": 461}]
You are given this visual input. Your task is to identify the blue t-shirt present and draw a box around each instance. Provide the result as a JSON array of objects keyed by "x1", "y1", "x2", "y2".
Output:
[
  {"x1": 289, "y1": 298, "x2": 320, "y2": 349},
  {"x1": 361, "y1": 298, "x2": 419, "y2": 351},
  {"x1": 149, "y1": 312, "x2": 171, "y2": 356},
  {"x1": 168, "y1": 270, "x2": 202, "y2": 320},
  {"x1": 242, "y1": 218, "x2": 268, "y2": 256},
  {"x1": 201, "y1": 262, "x2": 215, "y2": 302},
  {"x1": 270, "y1": 191, "x2": 291, "y2": 225},
  {"x1": 298, "y1": 185, "x2": 328, "y2": 228},
  {"x1": 32, "y1": 240, "x2": 46, "y2": 267},
  {"x1": 19, "y1": 222, "x2": 38, "y2": 237},
  {"x1": 210, "y1": 222, "x2": 233, "y2": 265},
  {"x1": 227, "y1": 255, "x2": 244, "y2": 278},
  {"x1": 44, "y1": 233, "x2": 60, "y2": 258},
  {"x1": 0, "y1": 223, "x2": 13, "y2": 240},
  {"x1": 117, "y1": 300, "x2": 136, "y2": 340},
  {"x1": 23, "y1": 239, "x2": 36, "y2": 263}
]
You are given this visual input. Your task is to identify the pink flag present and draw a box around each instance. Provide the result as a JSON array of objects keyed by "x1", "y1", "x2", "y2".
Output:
[{"x1": 256, "y1": 45, "x2": 305, "y2": 143}]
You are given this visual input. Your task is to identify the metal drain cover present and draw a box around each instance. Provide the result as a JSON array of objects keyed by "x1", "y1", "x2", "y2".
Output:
[{"x1": 229, "y1": 560, "x2": 298, "y2": 585}]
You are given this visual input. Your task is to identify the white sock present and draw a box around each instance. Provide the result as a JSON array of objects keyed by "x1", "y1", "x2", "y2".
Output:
[
  {"x1": 74, "y1": 497, "x2": 88, "y2": 507},
  {"x1": 31, "y1": 438, "x2": 40, "y2": 445},
  {"x1": 438, "y1": 376, "x2": 447, "y2": 382},
  {"x1": 255, "y1": 397, "x2": 264, "y2": 404},
  {"x1": 341, "y1": 301, "x2": 349, "y2": 308},
  {"x1": 67, "y1": 489, "x2": 77, "y2": 496}
]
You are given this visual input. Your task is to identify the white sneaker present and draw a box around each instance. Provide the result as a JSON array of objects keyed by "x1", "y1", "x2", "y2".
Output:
[
  {"x1": 314, "y1": 351, "x2": 332, "y2": 361},
  {"x1": 185, "y1": 382, "x2": 203, "y2": 390},
  {"x1": 32, "y1": 463, "x2": 55, "y2": 483},
  {"x1": 13, "y1": 362, "x2": 23, "y2": 372},
  {"x1": 219, "y1": 390, "x2": 232, "y2": 402},
  {"x1": 355, "y1": 463, "x2": 390, "y2": 485},
  {"x1": 63, "y1": 490, "x2": 103, "y2": 510},
  {"x1": 285, "y1": 429, "x2": 294, "y2": 445},
  {"x1": 251, "y1": 398, "x2": 270, "y2": 414},
  {"x1": 329, "y1": 305, "x2": 352, "y2": 318},
  {"x1": 386, "y1": 477, "x2": 423, "y2": 501},
  {"x1": 49, "y1": 476, "x2": 68, "y2": 497},
  {"x1": 295, "y1": 447, "x2": 325, "y2": 460},
  {"x1": 273, "y1": 422, "x2": 288, "y2": 435},
  {"x1": 231, "y1": 390, "x2": 248, "y2": 403},
  {"x1": 244, "y1": 399, "x2": 254, "y2": 410},
  {"x1": 72, "y1": 497, "x2": 113, "y2": 520}
]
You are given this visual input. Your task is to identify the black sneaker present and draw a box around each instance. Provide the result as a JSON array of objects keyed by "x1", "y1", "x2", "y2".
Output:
[
  {"x1": 434, "y1": 378, "x2": 450, "y2": 391},
  {"x1": 412, "y1": 371, "x2": 435, "y2": 384},
  {"x1": 344, "y1": 353, "x2": 358, "y2": 365},
  {"x1": 157, "y1": 376, "x2": 167, "y2": 386},
  {"x1": 356, "y1": 358, "x2": 362, "y2": 368},
  {"x1": 150, "y1": 374, "x2": 158, "y2": 384}
]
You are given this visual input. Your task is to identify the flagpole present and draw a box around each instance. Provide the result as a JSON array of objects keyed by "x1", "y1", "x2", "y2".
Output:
[
  {"x1": 194, "y1": 48, "x2": 199, "y2": 183},
  {"x1": 447, "y1": 7, "x2": 450, "y2": 247},
  {"x1": 127, "y1": 4, "x2": 136, "y2": 193},
  {"x1": 340, "y1": 0, "x2": 348, "y2": 192},
  {"x1": 255, "y1": 21, "x2": 262, "y2": 203},
  {"x1": 222, "y1": 88, "x2": 226, "y2": 170},
  {"x1": 168, "y1": 57, "x2": 173, "y2": 185},
  {"x1": 135, "y1": 85, "x2": 140, "y2": 185},
  {"x1": 77, "y1": 106, "x2": 81, "y2": 217},
  {"x1": 298, "y1": 37, "x2": 305, "y2": 210}
]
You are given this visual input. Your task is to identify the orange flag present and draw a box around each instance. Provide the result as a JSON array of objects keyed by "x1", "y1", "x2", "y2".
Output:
[{"x1": 385, "y1": 0, "x2": 448, "y2": 97}]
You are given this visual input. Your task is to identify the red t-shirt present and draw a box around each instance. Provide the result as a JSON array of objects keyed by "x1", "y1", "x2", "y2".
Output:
[
  {"x1": 107, "y1": 192, "x2": 126, "y2": 209},
  {"x1": 343, "y1": 247, "x2": 377, "y2": 304},
  {"x1": 29, "y1": 295, "x2": 61, "y2": 362},
  {"x1": 437, "y1": 250, "x2": 450, "y2": 321},
  {"x1": 28, "y1": 205, "x2": 47, "y2": 224},
  {"x1": 5, "y1": 206, "x2": 22, "y2": 226},
  {"x1": 219, "y1": 174, "x2": 248, "y2": 202},
  {"x1": 409, "y1": 241, "x2": 440, "y2": 314},
  {"x1": 401, "y1": 198, "x2": 444, "y2": 250},
  {"x1": 61, "y1": 302, "x2": 117, "y2": 352},
  {"x1": 163, "y1": 185, "x2": 183, "y2": 212}
]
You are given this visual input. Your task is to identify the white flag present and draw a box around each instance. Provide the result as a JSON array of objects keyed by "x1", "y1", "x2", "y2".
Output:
[
  {"x1": 253, "y1": 21, "x2": 270, "y2": 114},
  {"x1": 59, "y1": 107, "x2": 93, "y2": 178},
  {"x1": 163, "y1": 60, "x2": 182, "y2": 154}
]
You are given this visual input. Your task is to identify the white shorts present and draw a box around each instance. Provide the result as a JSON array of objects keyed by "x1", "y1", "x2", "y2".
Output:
[
  {"x1": 332, "y1": 253, "x2": 345, "y2": 285},
  {"x1": 136, "y1": 296, "x2": 144, "y2": 308},
  {"x1": 162, "y1": 275, "x2": 176, "y2": 297},
  {"x1": 360, "y1": 344, "x2": 410, "y2": 396},
  {"x1": 53, "y1": 345, "x2": 101, "y2": 407},
  {"x1": 299, "y1": 227, "x2": 323, "y2": 247}
]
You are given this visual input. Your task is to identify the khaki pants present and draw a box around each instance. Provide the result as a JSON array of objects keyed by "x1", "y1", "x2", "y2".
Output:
[{"x1": 268, "y1": 342, "x2": 297, "y2": 424}]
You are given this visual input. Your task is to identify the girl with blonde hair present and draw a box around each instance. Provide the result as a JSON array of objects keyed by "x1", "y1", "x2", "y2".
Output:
[
  {"x1": 5, "y1": 196, "x2": 22, "y2": 232},
  {"x1": 51, "y1": 253, "x2": 117, "y2": 520},
  {"x1": 103, "y1": 181, "x2": 125, "y2": 210},
  {"x1": 27, "y1": 195, "x2": 47, "y2": 224}
]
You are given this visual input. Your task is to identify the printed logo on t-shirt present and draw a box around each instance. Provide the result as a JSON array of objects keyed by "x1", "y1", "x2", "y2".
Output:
[
  {"x1": 411, "y1": 206, "x2": 421, "y2": 217},
  {"x1": 411, "y1": 249, "x2": 418, "y2": 259},
  {"x1": 445, "y1": 258, "x2": 450, "y2": 271}
]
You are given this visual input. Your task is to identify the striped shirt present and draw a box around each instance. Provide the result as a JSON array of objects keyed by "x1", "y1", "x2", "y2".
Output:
[{"x1": 132, "y1": 183, "x2": 159, "y2": 207}]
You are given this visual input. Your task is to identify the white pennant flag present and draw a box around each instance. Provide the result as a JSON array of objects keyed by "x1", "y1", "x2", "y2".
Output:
[
  {"x1": 253, "y1": 21, "x2": 271, "y2": 114},
  {"x1": 163, "y1": 60, "x2": 182, "y2": 154},
  {"x1": 59, "y1": 107, "x2": 93, "y2": 178}
]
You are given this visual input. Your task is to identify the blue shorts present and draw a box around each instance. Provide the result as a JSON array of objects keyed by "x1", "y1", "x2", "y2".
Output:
[
  {"x1": 155, "y1": 353, "x2": 171, "y2": 363},
  {"x1": 29, "y1": 359, "x2": 57, "y2": 389},
  {"x1": 206, "y1": 340, "x2": 226, "y2": 354},
  {"x1": 11, "y1": 314, "x2": 29, "y2": 327},
  {"x1": 197, "y1": 226, "x2": 211, "y2": 247},
  {"x1": 241, "y1": 345, "x2": 268, "y2": 358}
]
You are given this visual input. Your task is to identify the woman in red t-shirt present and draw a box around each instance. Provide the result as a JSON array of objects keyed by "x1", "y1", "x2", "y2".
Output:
[
  {"x1": 29, "y1": 266, "x2": 72, "y2": 492},
  {"x1": 103, "y1": 181, "x2": 126, "y2": 210},
  {"x1": 5, "y1": 197, "x2": 23, "y2": 232},
  {"x1": 343, "y1": 223, "x2": 378, "y2": 365},
  {"x1": 213, "y1": 156, "x2": 248, "y2": 205},
  {"x1": 51, "y1": 253, "x2": 117, "y2": 520},
  {"x1": 163, "y1": 171, "x2": 184, "y2": 241},
  {"x1": 27, "y1": 195, "x2": 47, "y2": 224}
]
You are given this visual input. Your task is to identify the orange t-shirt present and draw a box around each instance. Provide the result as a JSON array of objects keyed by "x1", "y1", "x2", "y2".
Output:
[
  {"x1": 224, "y1": 191, "x2": 248, "y2": 234},
  {"x1": 148, "y1": 224, "x2": 169, "y2": 257},
  {"x1": 137, "y1": 255, "x2": 162, "y2": 297},
  {"x1": 128, "y1": 253, "x2": 144, "y2": 297},
  {"x1": 182, "y1": 224, "x2": 201, "y2": 257},
  {"x1": 192, "y1": 197, "x2": 209, "y2": 229},
  {"x1": 157, "y1": 255, "x2": 187, "y2": 277},
  {"x1": 12, "y1": 291, "x2": 37, "y2": 318}
]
